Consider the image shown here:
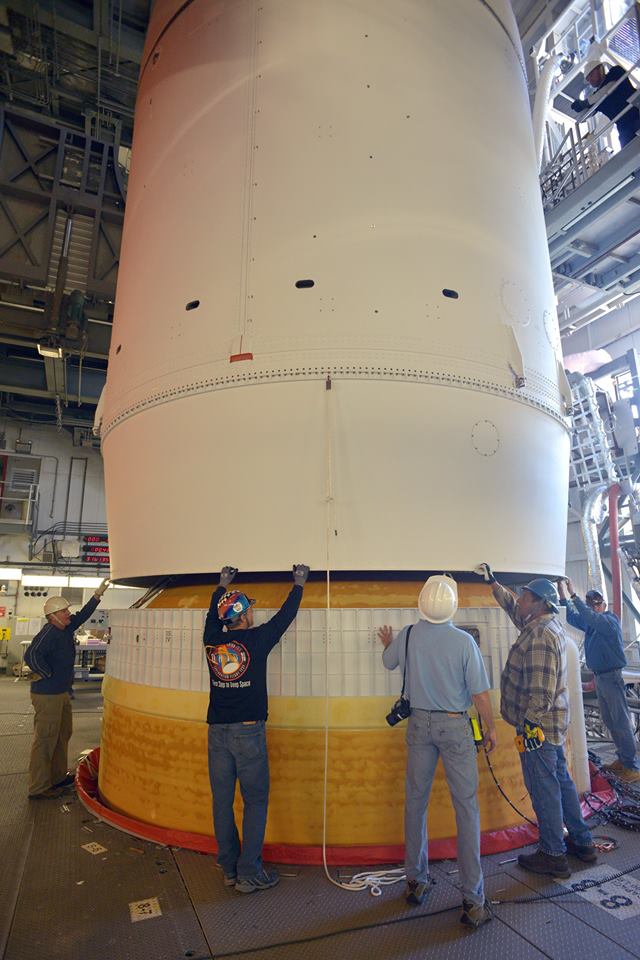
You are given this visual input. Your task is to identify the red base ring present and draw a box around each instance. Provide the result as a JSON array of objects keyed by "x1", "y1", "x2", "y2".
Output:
[{"x1": 76, "y1": 749, "x2": 615, "y2": 864}]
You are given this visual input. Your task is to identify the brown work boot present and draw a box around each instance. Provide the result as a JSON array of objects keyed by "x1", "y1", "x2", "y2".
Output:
[
  {"x1": 518, "y1": 849, "x2": 571, "y2": 878},
  {"x1": 28, "y1": 787, "x2": 64, "y2": 799},
  {"x1": 460, "y1": 899, "x2": 493, "y2": 929},
  {"x1": 615, "y1": 766, "x2": 640, "y2": 784},
  {"x1": 602, "y1": 760, "x2": 625, "y2": 773},
  {"x1": 405, "y1": 879, "x2": 433, "y2": 906}
]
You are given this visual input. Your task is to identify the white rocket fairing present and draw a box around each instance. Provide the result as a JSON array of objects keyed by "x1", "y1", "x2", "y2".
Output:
[
  {"x1": 96, "y1": 1, "x2": 584, "y2": 849},
  {"x1": 101, "y1": 0, "x2": 570, "y2": 582}
]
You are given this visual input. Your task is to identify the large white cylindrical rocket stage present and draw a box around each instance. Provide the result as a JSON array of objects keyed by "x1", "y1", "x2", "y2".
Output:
[{"x1": 97, "y1": 0, "x2": 578, "y2": 858}]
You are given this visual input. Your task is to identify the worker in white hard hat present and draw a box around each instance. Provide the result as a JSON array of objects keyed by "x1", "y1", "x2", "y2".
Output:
[
  {"x1": 476, "y1": 563, "x2": 596, "y2": 879},
  {"x1": 571, "y1": 58, "x2": 640, "y2": 148},
  {"x1": 24, "y1": 578, "x2": 110, "y2": 798},
  {"x1": 377, "y1": 575, "x2": 496, "y2": 930}
]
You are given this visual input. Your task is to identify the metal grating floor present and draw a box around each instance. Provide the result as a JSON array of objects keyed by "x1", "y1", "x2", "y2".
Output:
[
  {"x1": 0, "y1": 774, "x2": 33, "y2": 959},
  {"x1": 3, "y1": 675, "x2": 640, "y2": 960}
]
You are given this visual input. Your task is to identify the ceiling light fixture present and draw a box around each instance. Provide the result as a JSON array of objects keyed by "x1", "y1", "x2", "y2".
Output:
[
  {"x1": 22, "y1": 574, "x2": 69, "y2": 587},
  {"x1": 37, "y1": 339, "x2": 63, "y2": 359},
  {"x1": 69, "y1": 576, "x2": 103, "y2": 588}
]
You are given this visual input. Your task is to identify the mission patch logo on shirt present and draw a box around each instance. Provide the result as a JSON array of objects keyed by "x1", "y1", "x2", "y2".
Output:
[{"x1": 206, "y1": 640, "x2": 250, "y2": 681}]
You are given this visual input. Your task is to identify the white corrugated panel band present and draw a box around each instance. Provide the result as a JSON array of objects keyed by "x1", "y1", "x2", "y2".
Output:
[{"x1": 106, "y1": 607, "x2": 517, "y2": 695}]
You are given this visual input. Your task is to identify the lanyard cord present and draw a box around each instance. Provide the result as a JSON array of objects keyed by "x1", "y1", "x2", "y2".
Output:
[{"x1": 320, "y1": 377, "x2": 405, "y2": 895}]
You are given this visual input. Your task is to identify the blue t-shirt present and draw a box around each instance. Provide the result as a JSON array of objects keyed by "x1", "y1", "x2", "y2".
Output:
[{"x1": 382, "y1": 619, "x2": 489, "y2": 711}]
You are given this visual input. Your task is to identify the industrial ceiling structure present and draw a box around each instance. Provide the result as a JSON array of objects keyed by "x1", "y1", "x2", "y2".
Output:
[
  {"x1": 0, "y1": 0, "x2": 146, "y2": 138},
  {"x1": 0, "y1": 0, "x2": 638, "y2": 435},
  {"x1": 0, "y1": 0, "x2": 149, "y2": 433}
]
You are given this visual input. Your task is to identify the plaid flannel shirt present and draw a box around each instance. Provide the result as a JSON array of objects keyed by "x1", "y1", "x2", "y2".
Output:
[{"x1": 494, "y1": 583, "x2": 569, "y2": 745}]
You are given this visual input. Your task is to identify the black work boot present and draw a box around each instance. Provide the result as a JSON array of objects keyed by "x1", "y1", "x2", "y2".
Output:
[
  {"x1": 518, "y1": 849, "x2": 571, "y2": 878},
  {"x1": 53, "y1": 772, "x2": 76, "y2": 788},
  {"x1": 565, "y1": 838, "x2": 598, "y2": 863}
]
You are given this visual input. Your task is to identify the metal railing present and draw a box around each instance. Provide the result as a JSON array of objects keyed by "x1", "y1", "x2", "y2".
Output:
[
  {"x1": 0, "y1": 483, "x2": 38, "y2": 526},
  {"x1": 535, "y1": 0, "x2": 640, "y2": 207},
  {"x1": 540, "y1": 83, "x2": 640, "y2": 209},
  {"x1": 569, "y1": 374, "x2": 619, "y2": 489},
  {"x1": 540, "y1": 124, "x2": 606, "y2": 208}
]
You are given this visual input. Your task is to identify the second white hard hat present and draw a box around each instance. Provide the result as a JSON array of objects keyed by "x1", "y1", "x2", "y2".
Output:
[
  {"x1": 44, "y1": 595, "x2": 70, "y2": 616},
  {"x1": 583, "y1": 59, "x2": 602, "y2": 79},
  {"x1": 418, "y1": 575, "x2": 458, "y2": 623}
]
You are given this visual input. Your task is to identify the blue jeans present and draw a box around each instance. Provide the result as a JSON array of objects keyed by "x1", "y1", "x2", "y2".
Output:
[
  {"x1": 520, "y1": 740, "x2": 592, "y2": 856},
  {"x1": 207, "y1": 721, "x2": 270, "y2": 880},
  {"x1": 405, "y1": 710, "x2": 484, "y2": 905},
  {"x1": 595, "y1": 669, "x2": 640, "y2": 770}
]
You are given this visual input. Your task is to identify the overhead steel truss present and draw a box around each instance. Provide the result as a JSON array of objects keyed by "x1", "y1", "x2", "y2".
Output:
[
  {"x1": 0, "y1": 106, "x2": 125, "y2": 425},
  {"x1": 0, "y1": 104, "x2": 125, "y2": 299}
]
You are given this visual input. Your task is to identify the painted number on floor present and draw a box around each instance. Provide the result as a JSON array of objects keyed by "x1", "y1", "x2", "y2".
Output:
[
  {"x1": 129, "y1": 897, "x2": 162, "y2": 922},
  {"x1": 557, "y1": 865, "x2": 640, "y2": 919}
]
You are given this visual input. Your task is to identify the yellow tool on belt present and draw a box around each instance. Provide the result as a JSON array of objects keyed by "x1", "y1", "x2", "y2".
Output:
[
  {"x1": 469, "y1": 717, "x2": 484, "y2": 748},
  {"x1": 514, "y1": 721, "x2": 545, "y2": 753}
]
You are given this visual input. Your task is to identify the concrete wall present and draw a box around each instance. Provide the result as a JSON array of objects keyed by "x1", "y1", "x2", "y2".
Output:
[
  {"x1": 0, "y1": 422, "x2": 106, "y2": 565},
  {"x1": 0, "y1": 422, "x2": 141, "y2": 670}
]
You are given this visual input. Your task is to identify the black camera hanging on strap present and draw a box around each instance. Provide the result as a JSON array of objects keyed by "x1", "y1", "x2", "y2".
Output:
[{"x1": 385, "y1": 625, "x2": 413, "y2": 726}]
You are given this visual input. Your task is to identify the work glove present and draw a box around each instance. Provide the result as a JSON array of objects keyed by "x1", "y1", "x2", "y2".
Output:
[
  {"x1": 473, "y1": 562, "x2": 495, "y2": 583},
  {"x1": 94, "y1": 578, "x2": 110, "y2": 598},
  {"x1": 219, "y1": 566, "x2": 238, "y2": 588},
  {"x1": 523, "y1": 720, "x2": 545, "y2": 752},
  {"x1": 293, "y1": 563, "x2": 310, "y2": 586}
]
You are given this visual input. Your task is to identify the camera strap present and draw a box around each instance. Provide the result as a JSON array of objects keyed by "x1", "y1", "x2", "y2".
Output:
[{"x1": 400, "y1": 625, "x2": 413, "y2": 699}]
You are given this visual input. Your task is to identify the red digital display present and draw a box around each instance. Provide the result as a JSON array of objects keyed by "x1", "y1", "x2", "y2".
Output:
[{"x1": 83, "y1": 535, "x2": 109, "y2": 543}]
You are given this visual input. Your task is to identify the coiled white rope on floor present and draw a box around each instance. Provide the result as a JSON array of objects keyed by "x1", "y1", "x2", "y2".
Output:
[{"x1": 320, "y1": 376, "x2": 406, "y2": 896}]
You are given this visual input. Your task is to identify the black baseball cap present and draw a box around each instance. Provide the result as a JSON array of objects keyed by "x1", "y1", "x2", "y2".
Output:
[{"x1": 585, "y1": 590, "x2": 605, "y2": 605}]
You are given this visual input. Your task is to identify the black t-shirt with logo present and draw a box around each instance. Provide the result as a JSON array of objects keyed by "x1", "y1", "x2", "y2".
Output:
[{"x1": 203, "y1": 584, "x2": 302, "y2": 724}]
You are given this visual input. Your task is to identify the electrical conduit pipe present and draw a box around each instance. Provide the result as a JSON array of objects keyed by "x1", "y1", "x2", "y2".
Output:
[
  {"x1": 581, "y1": 484, "x2": 609, "y2": 602},
  {"x1": 532, "y1": 54, "x2": 562, "y2": 172},
  {"x1": 609, "y1": 482, "x2": 622, "y2": 619}
]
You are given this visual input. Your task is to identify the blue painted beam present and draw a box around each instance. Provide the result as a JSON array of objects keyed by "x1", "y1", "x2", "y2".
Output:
[
  {"x1": 0, "y1": 356, "x2": 104, "y2": 402},
  {"x1": 599, "y1": 250, "x2": 640, "y2": 289},
  {"x1": 561, "y1": 220, "x2": 640, "y2": 279},
  {"x1": 548, "y1": 175, "x2": 640, "y2": 265}
]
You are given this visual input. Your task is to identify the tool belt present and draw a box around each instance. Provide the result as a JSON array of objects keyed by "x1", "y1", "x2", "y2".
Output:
[{"x1": 514, "y1": 720, "x2": 545, "y2": 753}]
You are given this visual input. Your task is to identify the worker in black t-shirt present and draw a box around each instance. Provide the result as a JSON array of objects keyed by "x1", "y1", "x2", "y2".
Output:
[
  {"x1": 572, "y1": 60, "x2": 640, "y2": 148},
  {"x1": 203, "y1": 562, "x2": 309, "y2": 894}
]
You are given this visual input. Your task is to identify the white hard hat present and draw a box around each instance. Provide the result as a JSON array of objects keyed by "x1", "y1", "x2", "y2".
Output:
[
  {"x1": 418, "y1": 576, "x2": 458, "y2": 623},
  {"x1": 583, "y1": 59, "x2": 602, "y2": 79},
  {"x1": 44, "y1": 596, "x2": 70, "y2": 616}
]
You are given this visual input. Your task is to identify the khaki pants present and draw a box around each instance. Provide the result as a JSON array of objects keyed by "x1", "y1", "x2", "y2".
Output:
[{"x1": 28, "y1": 692, "x2": 72, "y2": 796}]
